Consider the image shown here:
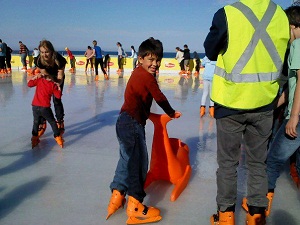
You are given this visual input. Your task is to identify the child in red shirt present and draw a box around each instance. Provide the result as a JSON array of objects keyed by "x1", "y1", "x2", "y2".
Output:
[
  {"x1": 106, "y1": 37, "x2": 181, "y2": 224},
  {"x1": 65, "y1": 47, "x2": 75, "y2": 73},
  {"x1": 28, "y1": 73, "x2": 64, "y2": 148}
]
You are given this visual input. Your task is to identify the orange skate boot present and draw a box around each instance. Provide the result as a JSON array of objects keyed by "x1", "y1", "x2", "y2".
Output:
[
  {"x1": 54, "y1": 135, "x2": 64, "y2": 148},
  {"x1": 38, "y1": 120, "x2": 47, "y2": 137},
  {"x1": 209, "y1": 106, "x2": 215, "y2": 118},
  {"x1": 210, "y1": 211, "x2": 235, "y2": 225},
  {"x1": 31, "y1": 136, "x2": 40, "y2": 149},
  {"x1": 246, "y1": 213, "x2": 266, "y2": 225},
  {"x1": 242, "y1": 192, "x2": 274, "y2": 217},
  {"x1": 126, "y1": 196, "x2": 162, "y2": 224},
  {"x1": 200, "y1": 106, "x2": 206, "y2": 117},
  {"x1": 106, "y1": 189, "x2": 126, "y2": 220}
]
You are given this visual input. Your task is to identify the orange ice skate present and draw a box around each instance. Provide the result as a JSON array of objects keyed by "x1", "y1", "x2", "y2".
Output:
[
  {"x1": 210, "y1": 211, "x2": 235, "y2": 225},
  {"x1": 242, "y1": 192, "x2": 274, "y2": 217},
  {"x1": 126, "y1": 196, "x2": 162, "y2": 224},
  {"x1": 106, "y1": 189, "x2": 126, "y2": 220}
]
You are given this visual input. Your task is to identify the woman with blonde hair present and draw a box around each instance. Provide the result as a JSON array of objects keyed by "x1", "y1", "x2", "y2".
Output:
[{"x1": 36, "y1": 40, "x2": 67, "y2": 136}]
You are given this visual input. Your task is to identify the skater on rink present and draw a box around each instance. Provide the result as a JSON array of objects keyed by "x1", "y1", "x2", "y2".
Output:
[
  {"x1": 36, "y1": 40, "x2": 67, "y2": 137},
  {"x1": 106, "y1": 37, "x2": 181, "y2": 224},
  {"x1": 263, "y1": 4, "x2": 300, "y2": 214},
  {"x1": 28, "y1": 73, "x2": 64, "y2": 148},
  {"x1": 204, "y1": 0, "x2": 289, "y2": 224},
  {"x1": 199, "y1": 55, "x2": 215, "y2": 118}
]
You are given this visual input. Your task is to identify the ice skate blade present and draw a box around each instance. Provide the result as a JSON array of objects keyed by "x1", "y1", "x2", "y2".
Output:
[{"x1": 126, "y1": 215, "x2": 162, "y2": 224}]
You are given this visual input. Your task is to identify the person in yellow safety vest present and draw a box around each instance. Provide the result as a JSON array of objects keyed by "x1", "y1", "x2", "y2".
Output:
[{"x1": 204, "y1": 0, "x2": 290, "y2": 225}]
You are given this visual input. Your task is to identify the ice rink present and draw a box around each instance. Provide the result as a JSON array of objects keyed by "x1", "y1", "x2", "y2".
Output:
[{"x1": 0, "y1": 70, "x2": 299, "y2": 225}]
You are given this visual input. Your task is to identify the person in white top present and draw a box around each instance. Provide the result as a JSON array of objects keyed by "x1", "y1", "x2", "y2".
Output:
[
  {"x1": 130, "y1": 45, "x2": 138, "y2": 70},
  {"x1": 175, "y1": 47, "x2": 184, "y2": 74}
]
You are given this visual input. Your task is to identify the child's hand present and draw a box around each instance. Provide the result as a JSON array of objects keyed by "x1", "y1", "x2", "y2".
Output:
[
  {"x1": 32, "y1": 73, "x2": 42, "y2": 79},
  {"x1": 285, "y1": 115, "x2": 299, "y2": 138},
  {"x1": 55, "y1": 82, "x2": 61, "y2": 90},
  {"x1": 172, "y1": 111, "x2": 182, "y2": 119}
]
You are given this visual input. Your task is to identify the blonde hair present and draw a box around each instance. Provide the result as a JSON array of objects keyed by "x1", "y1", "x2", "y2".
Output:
[{"x1": 38, "y1": 40, "x2": 60, "y2": 67}]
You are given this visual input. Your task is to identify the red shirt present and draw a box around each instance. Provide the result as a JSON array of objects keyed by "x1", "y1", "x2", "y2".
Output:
[
  {"x1": 120, "y1": 66, "x2": 175, "y2": 125},
  {"x1": 66, "y1": 49, "x2": 74, "y2": 59},
  {"x1": 19, "y1": 43, "x2": 28, "y2": 54},
  {"x1": 28, "y1": 77, "x2": 62, "y2": 107}
]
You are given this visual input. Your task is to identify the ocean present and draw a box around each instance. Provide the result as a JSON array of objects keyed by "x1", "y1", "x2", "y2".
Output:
[{"x1": 12, "y1": 50, "x2": 206, "y2": 59}]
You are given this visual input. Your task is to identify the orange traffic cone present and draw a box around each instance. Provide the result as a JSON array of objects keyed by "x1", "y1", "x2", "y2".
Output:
[{"x1": 144, "y1": 113, "x2": 191, "y2": 201}]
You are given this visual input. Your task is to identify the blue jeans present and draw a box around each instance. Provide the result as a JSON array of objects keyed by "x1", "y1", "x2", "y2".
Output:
[
  {"x1": 110, "y1": 112, "x2": 148, "y2": 202},
  {"x1": 216, "y1": 110, "x2": 273, "y2": 211},
  {"x1": 267, "y1": 119, "x2": 300, "y2": 190},
  {"x1": 20, "y1": 53, "x2": 27, "y2": 67}
]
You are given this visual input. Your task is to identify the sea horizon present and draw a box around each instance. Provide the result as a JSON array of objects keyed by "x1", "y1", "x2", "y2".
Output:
[{"x1": 12, "y1": 50, "x2": 206, "y2": 59}]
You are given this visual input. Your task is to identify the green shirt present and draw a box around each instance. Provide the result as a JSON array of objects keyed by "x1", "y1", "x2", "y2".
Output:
[{"x1": 287, "y1": 38, "x2": 300, "y2": 119}]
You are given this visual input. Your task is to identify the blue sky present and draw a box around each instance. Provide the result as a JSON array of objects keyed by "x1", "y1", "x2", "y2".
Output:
[{"x1": 2, "y1": 0, "x2": 292, "y2": 53}]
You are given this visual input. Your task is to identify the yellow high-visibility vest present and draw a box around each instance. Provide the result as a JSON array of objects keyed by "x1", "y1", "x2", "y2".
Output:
[{"x1": 211, "y1": 0, "x2": 289, "y2": 110}]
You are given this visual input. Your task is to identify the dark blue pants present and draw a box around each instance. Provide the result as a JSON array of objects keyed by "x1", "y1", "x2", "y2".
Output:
[
  {"x1": 32, "y1": 106, "x2": 60, "y2": 137},
  {"x1": 110, "y1": 112, "x2": 148, "y2": 202}
]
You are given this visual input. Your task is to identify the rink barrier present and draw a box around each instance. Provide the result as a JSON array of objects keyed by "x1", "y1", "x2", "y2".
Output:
[{"x1": 9, "y1": 55, "x2": 201, "y2": 74}]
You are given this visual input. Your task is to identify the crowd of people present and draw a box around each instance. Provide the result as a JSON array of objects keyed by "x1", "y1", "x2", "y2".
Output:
[
  {"x1": 1, "y1": 39, "x2": 205, "y2": 81},
  {"x1": 1, "y1": 1, "x2": 300, "y2": 225},
  {"x1": 0, "y1": 39, "x2": 126, "y2": 79}
]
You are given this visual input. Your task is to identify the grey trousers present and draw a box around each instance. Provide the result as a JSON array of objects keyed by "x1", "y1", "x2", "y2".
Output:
[{"x1": 215, "y1": 110, "x2": 273, "y2": 211}]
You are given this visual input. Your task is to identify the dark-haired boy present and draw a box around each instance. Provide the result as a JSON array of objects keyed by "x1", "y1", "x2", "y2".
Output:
[{"x1": 106, "y1": 37, "x2": 181, "y2": 224}]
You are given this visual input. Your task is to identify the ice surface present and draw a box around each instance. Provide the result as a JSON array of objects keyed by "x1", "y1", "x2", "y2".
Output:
[{"x1": 0, "y1": 71, "x2": 299, "y2": 225}]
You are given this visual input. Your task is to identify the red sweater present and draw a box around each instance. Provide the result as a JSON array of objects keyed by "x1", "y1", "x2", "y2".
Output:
[
  {"x1": 66, "y1": 49, "x2": 74, "y2": 59},
  {"x1": 19, "y1": 44, "x2": 28, "y2": 54},
  {"x1": 28, "y1": 77, "x2": 61, "y2": 107},
  {"x1": 120, "y1": 66, "x2": 175, "y2": 125}
]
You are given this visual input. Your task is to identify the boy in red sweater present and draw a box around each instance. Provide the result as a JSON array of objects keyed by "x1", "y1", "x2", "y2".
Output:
[
  {"x1": 28, "y1": 73, "x2": 64, "y2": 148},
  {"x1": 106, "y1": 37, "x2": 181, "y2": 224}
]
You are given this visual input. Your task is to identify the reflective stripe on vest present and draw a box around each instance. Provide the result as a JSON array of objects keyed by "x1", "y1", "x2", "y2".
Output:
[{"x1": 214, "y1": 66, "x2": 280, "y2": 83}]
